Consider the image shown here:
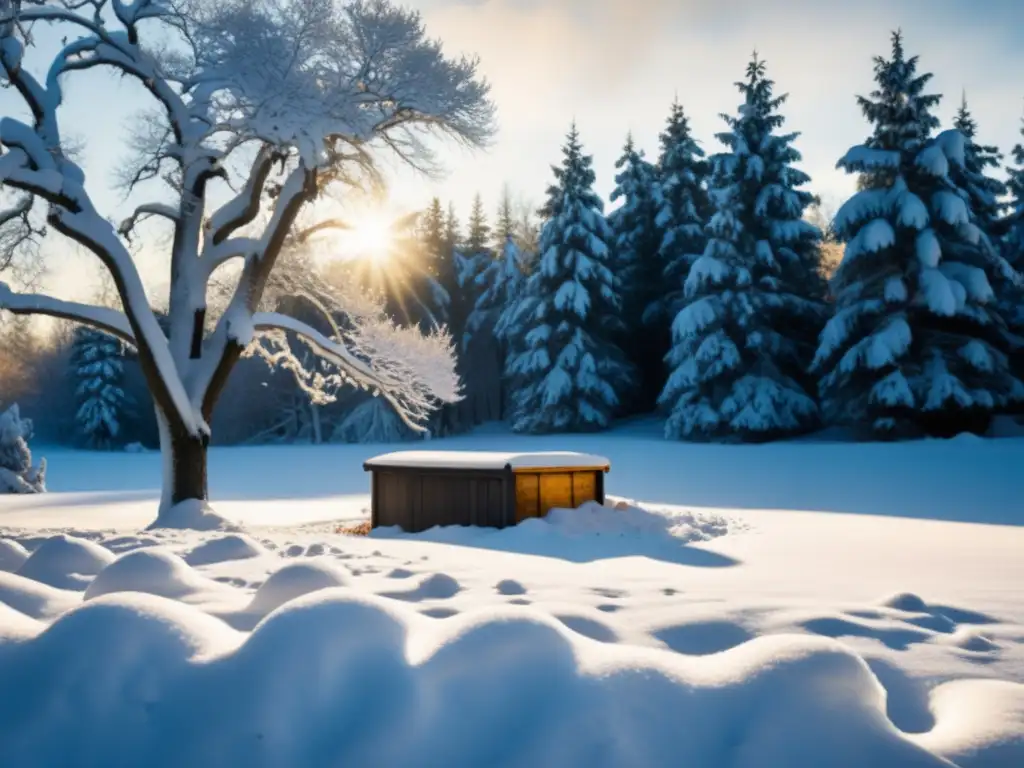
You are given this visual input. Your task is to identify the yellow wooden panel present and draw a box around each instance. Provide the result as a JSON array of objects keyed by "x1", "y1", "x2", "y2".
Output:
[
  {"x1": 572, "y1": 471, "x2": 597, "y2": 506},
  {"x1": 539, "y1": 473, "x2": 573, "y2": 515},
  {"x1": 515, "y1": 473, "x2": 540, "y2": 523}
]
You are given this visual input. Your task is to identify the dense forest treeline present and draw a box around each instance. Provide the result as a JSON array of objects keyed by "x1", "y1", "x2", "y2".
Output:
[{"x1": 3, "y1": 32, "x2": 1024, "y2": 448}]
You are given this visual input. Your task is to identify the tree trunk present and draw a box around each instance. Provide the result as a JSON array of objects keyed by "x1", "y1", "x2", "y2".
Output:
[{"x1": 156, "y1": 408, "x2": 209, "y2": 515}]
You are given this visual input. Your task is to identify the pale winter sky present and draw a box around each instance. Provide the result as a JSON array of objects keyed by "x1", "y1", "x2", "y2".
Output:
[{"x1": 15, "y1": 0, "x2": 1024, "y2": 304}]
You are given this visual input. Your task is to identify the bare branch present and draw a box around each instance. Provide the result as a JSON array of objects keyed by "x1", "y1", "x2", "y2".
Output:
[{"x1": 296, "y1": 217, "x2": 350, "y2": 243}]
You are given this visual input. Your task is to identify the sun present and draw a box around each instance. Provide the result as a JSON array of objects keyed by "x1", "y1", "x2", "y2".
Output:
[{"x1": 345, "y1": 211, "x2": 395, "y2": 265}]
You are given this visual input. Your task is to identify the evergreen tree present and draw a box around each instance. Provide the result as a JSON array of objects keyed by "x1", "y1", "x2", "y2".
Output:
[
  {"x1": 506, "y1": 124, "x2": 634, "y2": 432},
  {"x1": 454, "y1": 194, "x2": 502, "y2": 425},
  {"x1": 466, "y1": 234, "x2": 527, "y2": 419},
  {"x1": 1006, "y1": 117, "x2": 1024, "y2": 270},
  {"x1": 651, "y1": 101, "x2": 711, "y2": 323},
  {"x1": 815, "y1": 32, "x2": 1023, "y2": 438},
  {"x1": 70, "y1": 326, "x2": 130, "y2": 449},
  {"x1": 0, "y1": 403, "x2": 45, "y2": 494},
  {"x1": 998, "y1": 117, "x2": 1024, "y2": 379},
  {"x1": 660, "y1": 54, "x2": 825, "y2": 442},
  {"x1": 952, "y1": 95, "x2": 1007, "y2": 248},
  {"x1": 608, "y1": 133, "x2": 663, "y2": 413},
  {"x1": 495, "y1": 186, "x2": 516, "y2": 245}
]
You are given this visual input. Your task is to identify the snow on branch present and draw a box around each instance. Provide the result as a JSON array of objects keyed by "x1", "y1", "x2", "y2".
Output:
[
  {"x1": 0, "y1": 282, "x2": 135, "y2": 343},
  {"x1": 250, "y1": 310, "x2": 459, "y2": 431}
]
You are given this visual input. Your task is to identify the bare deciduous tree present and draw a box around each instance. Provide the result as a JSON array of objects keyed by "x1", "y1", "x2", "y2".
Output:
[{"x1": 0, "y1": 0, "x2": 494, "y2": 527}]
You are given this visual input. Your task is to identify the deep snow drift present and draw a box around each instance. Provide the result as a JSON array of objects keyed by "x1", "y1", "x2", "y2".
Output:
[{"x1": 0, "y1": 425, "x2": 1022, "y2": 767}]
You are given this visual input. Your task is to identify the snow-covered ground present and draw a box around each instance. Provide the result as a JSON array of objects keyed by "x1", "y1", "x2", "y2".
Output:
[{"x1": 1, "y1": 423, "x2": 1023, "y2": 767}]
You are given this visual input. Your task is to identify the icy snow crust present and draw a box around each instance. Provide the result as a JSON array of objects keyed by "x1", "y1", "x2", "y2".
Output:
[
  {"x1": 2, "y1": 433, "x2": 1024, "y2": 766},
  {"x1": 365, "y1": 450, "x2": 611, "y2": 471}
]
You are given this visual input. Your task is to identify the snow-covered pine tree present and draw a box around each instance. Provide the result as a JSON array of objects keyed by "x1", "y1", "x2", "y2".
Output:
[
  {"x1": 0, "y1": 403, "x2": 45, "y2": 493},
  {"x1": 651, "y1": 101, "x2": 711, "y2": 324},
  {"x1": 660, "y1": 54, "x2": 825, "y2": 442},
  {"x1": 609, "y1": 133, "x2": 663, "y2": 413},
  {"x1": 506, "y1": 124, "x2": 634, "y2": 432},
  {"x1": 70, "y1": 325, "x2": 131, "y2": 449},
  {"x1": 1007, "y1": 117, "x2": 1024, "y2": 269},
  {"x1": 453, "y1": 195, "x2": 502, "y2": 425},
  {"x1": 952, "y1": 95, "x2": 1008, "y2": 248},
  {"x1": 815, "y1": 31, "x2": 1023, "y2": 438},
  {"x1": 466, "y1": 233, "x2": 527, "y2": 419},
  {"x1": 997, "y1": 116, "x2": 1024, "y2": 378}
]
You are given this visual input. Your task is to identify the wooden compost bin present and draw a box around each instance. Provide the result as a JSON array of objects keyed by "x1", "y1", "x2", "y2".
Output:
[{"x1": 364, "y1": 451, "x2": 610, "y2": 533}]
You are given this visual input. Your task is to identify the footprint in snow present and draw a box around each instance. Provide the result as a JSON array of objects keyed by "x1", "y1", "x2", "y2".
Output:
[
  {"x1": 555, "y1": 614, "x2": 619, "y2": 643},
  {"x1": 495, "y1": 579, "x2": 527, "y2": 596},
  {"x1": 590, "y1": 587, "x2": 629, "y2": 600},
  {"x1": 387, "y1": 568, "x2": 416, "y2": 579},
  {"x1": 420, "y1": 606, "x2": 460, "y2": 619},
  {"x1": 379, "y1": 573, "x2": 461, "y2": 602}
]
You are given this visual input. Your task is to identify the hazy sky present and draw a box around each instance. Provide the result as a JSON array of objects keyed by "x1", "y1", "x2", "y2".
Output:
[{"x1": 14, "y1": 0, "x2": 1024, "y2": 303}]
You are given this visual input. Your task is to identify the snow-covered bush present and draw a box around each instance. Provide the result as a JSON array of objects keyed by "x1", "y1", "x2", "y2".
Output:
[{"x1": 0, "y1": 404, "x2": 45, "y2": 493}]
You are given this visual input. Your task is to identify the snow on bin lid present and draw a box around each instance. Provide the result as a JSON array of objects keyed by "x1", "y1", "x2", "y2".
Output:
[{"x1": 363, "y1": 450, "x2": 610, "y2": 471}]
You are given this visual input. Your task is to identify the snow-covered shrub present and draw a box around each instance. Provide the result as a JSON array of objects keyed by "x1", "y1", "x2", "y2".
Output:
[{"x1": 0, "y1": 404, "x2": 45, "y2": 494}]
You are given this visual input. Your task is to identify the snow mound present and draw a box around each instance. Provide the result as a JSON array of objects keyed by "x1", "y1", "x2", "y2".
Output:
[
  {"x1": 0, "y1": 538, "x2": 29, "y2": 572},
  {"x1": 0, "y1": 570, "x2": 80, "y2": 619},
  {"x1": 881, "y1": 592, "x2": 930, "y2": 613},
  {"x1": 544, "y1": 499, "x2": 729, "y2": 543},
  {"x1": 247, "y1": 560, "x2": 351, "y2": 615},
  {"x1": 16, "y1": 534, "x2": 115, "y2": 590},
  {"x1": 184, "y1": 534, "x2": 267, "y2": 567},
  {"x1": 148, "y1": 500, "x2": 239, "y2": 532},
  {"x1": 0, "y1": 600, "x2": 41, "y2": 639},
  {"x1": 912, "y1": 679, "x2": 1024, "y2": 767},
  {"x1": 84, "y1": 548, "x2": 232, "y2": 602},
  {"x1": 0, "y1": 591, "x2": 957, "y2": 767}
]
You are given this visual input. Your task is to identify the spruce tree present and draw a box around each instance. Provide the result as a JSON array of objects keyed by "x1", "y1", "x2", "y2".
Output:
[
  {"x1": 660, "y1": 54, "x2": 825, "y2": 442},
  {"x1": 815, "y1": 32, "x2": 1023, "y2": 438},
  {"x1": 999, "y1": 118, "x2": 1024, "y2": 376},
  {"x1": 609, "y1": 133, "x2": 663, "y2": 412},
  {"x1": 1006, "y1": 118, "x2": 1024, "y2": 270},
  {"x1": 651, "y1": 101, "x2": 711, "y2": 323},
  {"x1": 952, "y1": 96, "x2": 1007, "y2": 248},
  {"x1": 495, "y1": 186, "x2": 516, "y2": 244},
  {"x1": 70, "y1": 326, "x2": 130, "y2": 449},
  {"x1": 506, "y1": 124, "x2": 634, "y2": 432}
]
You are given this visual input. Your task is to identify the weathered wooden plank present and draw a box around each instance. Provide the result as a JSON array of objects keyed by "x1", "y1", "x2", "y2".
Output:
[
  {"x1": 515, "y1": 473, "x2": 540, "y2": 522},
  {"x1": 539, "y1": 473, "x2": 573, "y2": 513},
  {"x1": 572, "y1": 471, "x2": 597, "y2": 507}
]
